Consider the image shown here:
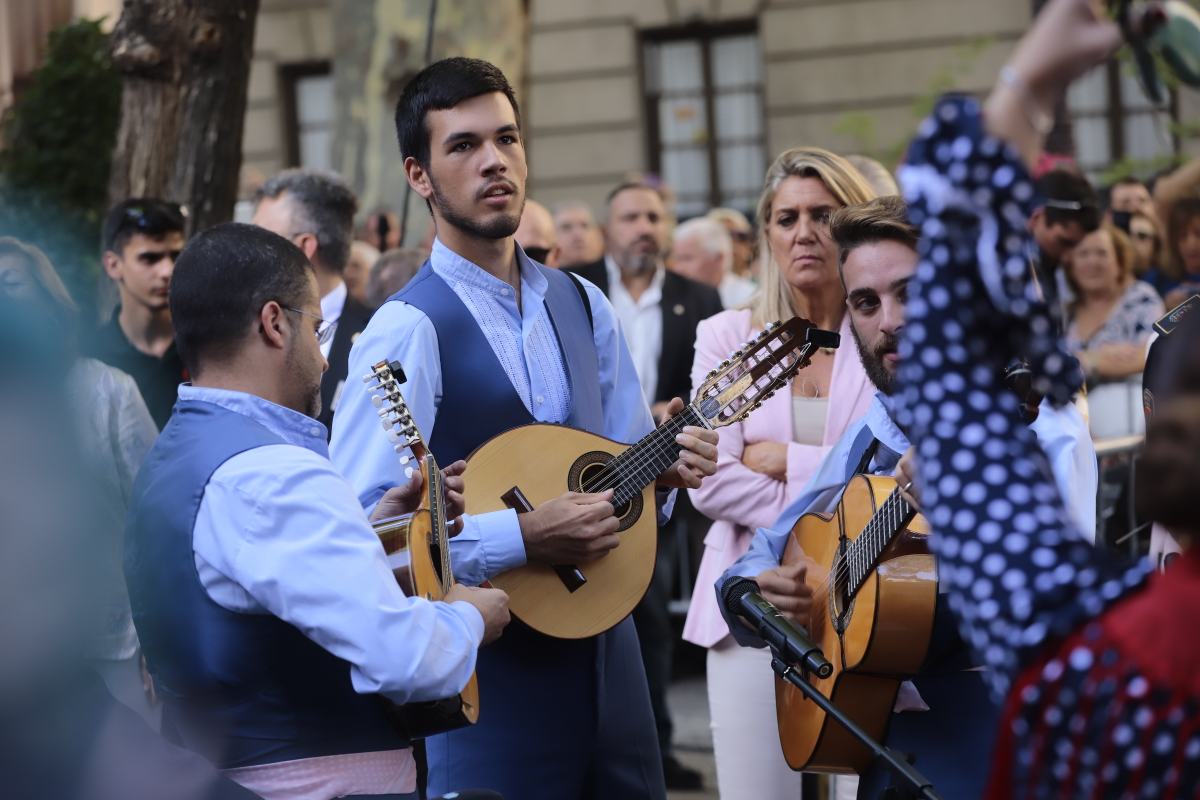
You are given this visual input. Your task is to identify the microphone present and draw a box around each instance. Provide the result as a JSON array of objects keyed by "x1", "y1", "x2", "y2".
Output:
[{"x1": 722, "y1": 577, "x2": 833, "y2": 679}]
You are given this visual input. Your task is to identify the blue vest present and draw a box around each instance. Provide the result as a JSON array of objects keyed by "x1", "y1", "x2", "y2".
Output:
[
  {"x1": 392, "y1": 261, "x2": 604, "y2": 462},
  {"x1": 124, "y1": 399, "x2": 406, "y2": 768}
]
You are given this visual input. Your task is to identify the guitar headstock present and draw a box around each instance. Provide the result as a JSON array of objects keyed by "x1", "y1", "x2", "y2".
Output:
[
  {"x1": 364, "y1": 359, "x2": 428, "y2": 478},
  {"x1": 692, "y1": 317, "x2": 839, "y2": 428}
]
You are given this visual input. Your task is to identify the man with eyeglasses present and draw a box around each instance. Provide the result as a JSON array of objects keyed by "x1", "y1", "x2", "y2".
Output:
[
  {"x1": 91, "y1": 198, "x2": 188, "y2": 428},
  {"x1": 124, "y1": 222, "x2": 510, "y2": 800}
]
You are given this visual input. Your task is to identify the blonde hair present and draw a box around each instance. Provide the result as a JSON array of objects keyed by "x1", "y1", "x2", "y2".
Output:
[
  {"x1": 0, "y1": 237, "x2": 77, "y2": 321},
  {"x1": 846, "y1": 155, "x2": 900, "y2": 197},
  {"x1": 750, "y1": 147, "x2": 876, "y2": 326}
]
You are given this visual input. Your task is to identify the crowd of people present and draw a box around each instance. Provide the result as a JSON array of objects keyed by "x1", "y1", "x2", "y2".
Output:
[{"x1": 2, "y1": 0, "x2": 1200, "y2": 798}]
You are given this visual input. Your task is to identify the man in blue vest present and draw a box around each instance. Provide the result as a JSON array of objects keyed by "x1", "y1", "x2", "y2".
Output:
[
  {"x1": 330, "y1": 57, "x2": 719, "y2": 799},
  {"x1": 124, "y1": 222, "x2": 511, "y2": 800}
]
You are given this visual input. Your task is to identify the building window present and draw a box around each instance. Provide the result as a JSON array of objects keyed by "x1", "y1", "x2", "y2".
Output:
[
  {"x1": 642, "y1": 25, "x2": 764, "y2": 218},
  {"x1": 1067, "y1": 61, "x2": 1176, "y2": 180},
  {"x1": 281, "y1": 62, "x2": 334, "y2": 171}
]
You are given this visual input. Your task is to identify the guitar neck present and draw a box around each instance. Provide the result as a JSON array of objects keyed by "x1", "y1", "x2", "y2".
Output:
[
  {"x1": 422, "y1": 454, "x2": 453, "y2": 592},
  {"x1": 844, "y1": 489, "x2": 918, "y2": 599},
  {"x1": 603, "y1": 404, "x2": 707, "y2": 507}
]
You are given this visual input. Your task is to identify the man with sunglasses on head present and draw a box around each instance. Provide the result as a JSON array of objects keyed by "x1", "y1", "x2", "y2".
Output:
[
  {"x1": 1028, "y1": 169, "x2": 1102, "y2": 313},
  {"x1": 91, "y1": 199, "x2": 188, "y2": 428}
]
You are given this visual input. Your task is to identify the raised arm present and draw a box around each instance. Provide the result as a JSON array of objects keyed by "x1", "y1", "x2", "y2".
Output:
[{"x1": 894, "y1": 0, "x2": 1151, "y2": 700}]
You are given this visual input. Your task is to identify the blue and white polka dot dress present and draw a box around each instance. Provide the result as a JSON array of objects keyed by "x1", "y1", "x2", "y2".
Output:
[{"x1": 895, "y1": 96, "x2": 1200, "y2": 798}]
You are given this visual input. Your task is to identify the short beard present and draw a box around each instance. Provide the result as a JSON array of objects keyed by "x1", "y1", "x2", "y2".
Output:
[
  {"x1": 285, "y1": 341, "x2": 323, "y2": 419},
  {"x1": 429, "y1": 174, "x2": 522, "y2": 241},
  {"x1": 850, "y1": 323, "x2": 897, "y2": 396},
  {"x1": 613, "y1": 242, "x2": 660, "y2": 277}
]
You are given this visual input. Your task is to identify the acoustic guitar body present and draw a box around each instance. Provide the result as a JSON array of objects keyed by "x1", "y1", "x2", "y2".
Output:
[
  {"x1": 776, "y1": 475, "x2": 937, "y2": 773},
  {"x1": 376, "y1": 509, "x2": 480, "y2": 736},
  {"x1": 463, "y1": 423, "x2": 657, "y2": 640}
]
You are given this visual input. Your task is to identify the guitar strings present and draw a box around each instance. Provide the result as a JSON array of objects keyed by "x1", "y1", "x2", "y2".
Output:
[
  {"x1": 821, "y1": 489, "x2": 914, "y2": 596},
  {"x1": 577, "y1": 343, "x2": 803, "y2": 497}
]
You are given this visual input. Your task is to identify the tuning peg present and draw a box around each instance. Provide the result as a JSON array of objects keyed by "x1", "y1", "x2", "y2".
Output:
[
  {"x1": 707, "y1": 369, "x2": 717, "y2": 379},
  {"x1": 404, "y1": 466, "x2": 415, "y2": 480},
  {"x1": 386, "y1": 428, "x2": 405, "y2": 443},
  {"x1": 369, "y1": 394, "x2": 383, "y2": 408}
]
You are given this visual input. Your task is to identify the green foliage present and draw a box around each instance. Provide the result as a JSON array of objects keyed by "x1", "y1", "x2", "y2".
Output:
[
  {"x1": 0, "y1": 18, "x2": 121, "y2": 310},
  {"x1": 832, "y1": 37, "x2": 995, "y2": 170}
]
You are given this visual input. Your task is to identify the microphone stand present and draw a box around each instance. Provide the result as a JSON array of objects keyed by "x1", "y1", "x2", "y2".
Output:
[{"x1": 769, "y1": 651, "x2": 941, "y2": 800}]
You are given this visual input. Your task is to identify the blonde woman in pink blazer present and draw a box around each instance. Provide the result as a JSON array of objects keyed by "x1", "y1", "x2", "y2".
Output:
[{"x1": 685, "y1": 147, "x2": 878, "y2": 799}]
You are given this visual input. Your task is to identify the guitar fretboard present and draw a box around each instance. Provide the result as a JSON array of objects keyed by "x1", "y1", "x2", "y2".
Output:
[
  {"x1": 583, "y1": 405, "x2": 706, "y2": 507},
  {"x1": 844, "y1": 488, "x2": 917, "y2": 599}
]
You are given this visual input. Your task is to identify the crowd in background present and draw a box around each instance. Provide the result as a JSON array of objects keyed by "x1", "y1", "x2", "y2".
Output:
[{"x1": 3, "y1": 30, "x2": 1200, "y2": 796}]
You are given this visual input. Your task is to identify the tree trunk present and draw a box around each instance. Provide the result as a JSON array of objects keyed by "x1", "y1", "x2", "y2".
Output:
[{"x1": 106, "y1": 0, "x2": 259, "y2": 234}]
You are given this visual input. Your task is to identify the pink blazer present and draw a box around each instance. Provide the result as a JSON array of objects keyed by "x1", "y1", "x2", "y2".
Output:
[{"x1": 682, "y1": 309, "x2": 875, "y2": 647}]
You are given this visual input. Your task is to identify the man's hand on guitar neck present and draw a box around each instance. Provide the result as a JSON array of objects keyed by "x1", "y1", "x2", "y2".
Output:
[
  {"x1": 754, "y1": 562, "x2": 813, "y2": 627},
  {"x1": 445, "y1": 583, "x2": 511, "y2": 645},
  {"x1": 518, "y1": 490, "x2": 621, "y2": 565},
  {"x1": 655, "y1": 397, "x2": 719, "y2": 491},
  {"x1": 367, "y1": 460, "x2": 469, "y2": 536}
]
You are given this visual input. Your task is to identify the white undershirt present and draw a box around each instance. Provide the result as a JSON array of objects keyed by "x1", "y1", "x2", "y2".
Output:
[
  {"x1": 605, "y1": 255, "x2": 664, "y2": 405},
  {"x1": 791, "y1": 395, "x2": 829, "y2": 446},
  {"x1": 319, "y1": 279, "x2": 347, "y2": 359}
]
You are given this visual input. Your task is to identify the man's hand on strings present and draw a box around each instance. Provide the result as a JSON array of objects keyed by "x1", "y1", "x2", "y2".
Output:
[{"x1": 655, "y1": 397, "x2": 719, "y2": 491}]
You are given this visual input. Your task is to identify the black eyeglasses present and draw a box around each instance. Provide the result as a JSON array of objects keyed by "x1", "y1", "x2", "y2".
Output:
[{"x1": 282, "y1": 306, "x2": 335, "y2": 345}]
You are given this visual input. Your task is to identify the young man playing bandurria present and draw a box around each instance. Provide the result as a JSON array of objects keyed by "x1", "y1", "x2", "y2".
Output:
[{"x1": 330, "y1": 57, "x2": 719, "y2": 800}]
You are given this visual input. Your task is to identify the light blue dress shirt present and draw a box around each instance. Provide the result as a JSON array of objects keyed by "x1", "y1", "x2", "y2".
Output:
[
  {"x1": 720, "y1": 391, "x2": 1097, "y2": 647},
  {"x1": 185, "y1": 384, "x2": 484, "y2": 705},
  {"x1": 330, "y1": 240, "x2": 669, "y2": 586}
]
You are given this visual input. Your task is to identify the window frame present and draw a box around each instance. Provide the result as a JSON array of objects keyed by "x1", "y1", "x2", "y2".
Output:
[
  {"x1": 639, "y1": 20, "x2": 764, "y2": 214},
  {"x1": 279, "y1": 60, "x2": 334, "y2": 169}
]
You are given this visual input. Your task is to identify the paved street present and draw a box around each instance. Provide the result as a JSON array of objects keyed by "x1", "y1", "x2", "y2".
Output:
[{"x1": 666, "y1": 675, "x2": 719, "y2": 800}]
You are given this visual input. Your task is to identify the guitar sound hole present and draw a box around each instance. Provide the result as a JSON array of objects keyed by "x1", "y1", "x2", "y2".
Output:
[{"x1": 568, "y1": 451, "x2": 643, "y2": 534}]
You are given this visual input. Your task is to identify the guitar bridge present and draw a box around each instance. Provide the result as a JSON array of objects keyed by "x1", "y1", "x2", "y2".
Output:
[{"x1": 501, "y1": 485, "x2": 587, "y2": 593}]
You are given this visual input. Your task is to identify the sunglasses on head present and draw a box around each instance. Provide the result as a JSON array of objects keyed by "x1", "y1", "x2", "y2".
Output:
[{"x1": 122, "y1": 202, "x2": 188, "y2": 229}]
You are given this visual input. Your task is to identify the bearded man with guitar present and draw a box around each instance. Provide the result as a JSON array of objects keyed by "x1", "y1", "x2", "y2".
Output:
[
  {"x1": 717, "y1": 197, "x2": 1097, "y2": 798},
  {"x1": 330, "y1": 58, "x2": 719, "y2": 800},
  {"x1": 124, "y1": 222, "x2": 511, "y2": 800}
]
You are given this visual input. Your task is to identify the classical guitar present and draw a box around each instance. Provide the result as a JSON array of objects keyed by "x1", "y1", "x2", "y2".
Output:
[
  {"x1": 776, "y1": 474, "x2": 937, "y2": 773},
  {"x1": 462, "y1": 317, "x2": 840, "y2": 639},
  {"x1": 364, "y1": 359, "x2": 480, "y2": 738}
]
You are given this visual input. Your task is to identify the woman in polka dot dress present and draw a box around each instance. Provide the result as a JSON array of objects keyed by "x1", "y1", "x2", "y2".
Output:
[{"x1": 894, "y1": 1, "x2": 1200, "y2": 796}]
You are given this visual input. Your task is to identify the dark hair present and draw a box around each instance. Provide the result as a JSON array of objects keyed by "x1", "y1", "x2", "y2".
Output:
[
  {"x1": 254, "y1": 169, "x2": 358, "y2": 272},
  {"x1": 605, "y1": 180, "x2": 662, "y2": 210},
  {"x1": 1165, "y1": 196, "x2": 1200, "y2": 280},
  {"x1": 394, "y1": 57, "x2": 521, "y2": 166},
  {"x1": 829, "y1": 196, "x2": 918, "y2": 271},
  {"x1": 170, "y1": 222, "x2": 314, "y2": 376},
  {"x1": 1037, "y1": 170, "x2": 1100, "y2": 232},
  {"x1": 102, "y1": 198, "x2": 186, "y2": 255}
]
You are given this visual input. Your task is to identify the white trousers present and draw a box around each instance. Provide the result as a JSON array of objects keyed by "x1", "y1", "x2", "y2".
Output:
[{"x1": 707, "y1": 638, "x2": 804, "y2": 799}]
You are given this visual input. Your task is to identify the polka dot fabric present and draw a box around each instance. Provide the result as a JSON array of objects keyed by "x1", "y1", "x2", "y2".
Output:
[{"x1": 896, "y1": 96, "x2": 1200, "y2": 798}]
